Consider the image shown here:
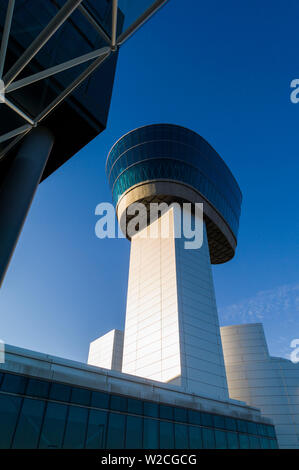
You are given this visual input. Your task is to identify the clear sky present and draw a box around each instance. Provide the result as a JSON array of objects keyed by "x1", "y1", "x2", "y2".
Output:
[{"x1": 1, "y1": 0, "x2": 298, "y2": 363}]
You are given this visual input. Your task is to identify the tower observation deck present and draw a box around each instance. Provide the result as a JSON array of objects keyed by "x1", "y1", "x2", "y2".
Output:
[{"x1": 106, "y1": 123, "x2": 242, "y2": 264}]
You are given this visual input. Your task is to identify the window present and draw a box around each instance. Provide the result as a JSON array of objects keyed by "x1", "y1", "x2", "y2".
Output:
[
  {"x1": 63, "y1": 406, "x2": 88, "y2": 449},
  {"x1": 215, "y1": 430, "x2": 227, "y2": 449},
  {"x1": 202, "y1": 428, "x2": 215, "y2": 449},
  {"x1": 39, "y1": 402, "x2": 67, "y2": 449},
  {"x1": 174, "y1": 407, "x2": 188, "y2": 423},
  {"x1": 110, "y1": 395, "x2": 127, "y2": 412},
  {"x1": 201, "y1": 413, "x2": 213, "y2": 427},
  {"x1": 91, "y1": 391, "x2": 109, "y2": 410},
  {"x1": 226, "y1": 432, "x2": 239, "y2": 449},
  {"x1": 213, "y1": 414, "x2": 225, "y2": 430},
  {"x1": 127, "y1": 398, "x2": 143, "y2": 415},
  {"x1": 144, "y1": 402, "x2": 158, "y2": 418},
  {"x1": 247, "y1": 421, "x2": 258, "y2": 435},
  {"x1": 188, "y1": 425, "x2": 202, "y2": 449},
  {"x1": 126, "y1": 416, "x2": 143, "y2": 449},
  {"x1": 70, "y1": 387, "x2": 91, "y2": 406},
  {"x1": 188, "y1": 410, "x2": 201, "y2": 426},
  {"x1": 1, "y1": 373, "x2": 26, "y2": 394},
  {"x1": 225, "y1": 417, "x2": 237, "y2": 432},
  {"x1": 237, "y1": 419, "x2": 248, "y2": 434},
  {"x1": 106, "y1": 412, "x2": 126, "y2": 449},
  {"x1": 143, "y1": 418, "x2": 158, "y2": 449},
  {"x1": 260, "y1": 437, "x2": 271, "y2": 449},
  {"x1": 0, "y1": 394, "x2": 22, "y2": 448},
  {"x1": 239, "y1": 434, "x2": 250, "y2": 449},
  {"x1": 249, "y1": 435, "x2": 260, "y2": 449},
  {"x1": 49, "y1": 383, "x2": 71, "y2": 402},
  {"x1": 27, "y1": 379, "x2": 50, "y2": 399},
  {"x1": 85, "y1": 409, "x2": 107, "y2": 449},
  {"x1": 12, "y1": 398, "x2": 45, "y2": 448},
  {"x1": 175, "y1": 423, "x2": 189, "y2": 449},
  {"x1": 159, "y1": 405, "x2": 173, "y2": 421},
  {"x1": 160, "y1": 421, "x2": 174, "y2": 449}
]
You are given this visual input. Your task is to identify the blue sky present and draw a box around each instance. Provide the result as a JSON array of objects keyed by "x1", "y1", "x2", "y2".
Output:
[{"x1": 0, "y1": 0, "x2": 298, "y2": 362}]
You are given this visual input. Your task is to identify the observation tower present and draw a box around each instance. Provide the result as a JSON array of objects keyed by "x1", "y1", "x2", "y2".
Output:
[{"x1": 105, "y1": 124, "x2": 242, "y2": 399}]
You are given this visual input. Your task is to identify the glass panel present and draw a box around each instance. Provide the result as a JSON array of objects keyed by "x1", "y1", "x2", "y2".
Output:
[
  {"x1": 126, "y1": 416, "x2": 143, "y2": 449},
  {"x1": 27, "y1": 379, "x2": 50, "y2": 398},
  {"x1": 160, "y1": 421, "x2": 174, "y2": 449},
  {"x1": 174, "y1": 407, "x2": 188, "y2": 423},
  {"x1": 12, "y1": 398, "x2": 45, "y2": 448},
  {"x1": 269, "y1": 439, "x2": 278, "y2": 449},
  {"x1": 247, "y1": 421, "x2": 258, "y2": 435},
  {"x1": 70, "y1": 387, "x2": 91, "y2": 406},
  {"x1": 215, "y1": 430, "x2": 227, "y2": 449},
  {"x1": 201, "y1": 413, "x2": 213, "y2": 427},
  {"x1": 202, "y1": 428, "x2": 215, "y2": 449},
  {"x1": 213, "y1": 414, "x2": 225, "y2": 430},
  {"x1": 63, "y1": 406, "x2": 88, "y2": 449},
  {"x1": 267, "y1": 426, "x2": 276, "y2": 439},
  {"x1": 226, "y1": 432, "x2": 239, "y2": 449},
  {"x1": 49, "y1": 383, "x2": 71, "y2": 402},
  {"x1": 106, "y1": 412, "x2": 126, "y2": 449},
  {"x1": 85, "y1": 409, "x2": 107, "y2": 449},
  {"x1": 174, "y1": 423, "x2": 188, "y2": 449},
  {"x1": 110, "y1": 395, "x2": 127, "y2": 412},
  {"x1": 144, "y1": 401, "x2": 158, "y2": 418},
  {"x1": 239, "y1": 434, "x2": 250, "y2": 449},
  {"x1": 0, "y1": 394, "x2": 22, "y2": 449},
  {"x1": 91, "y1": 391, "x2": 110, "y2": 410},
  {"x1": 159, "y1": 405, "x2": 173, "y2": 420},
  {"x1": 260, "y1": 437, "x2": 271, "y2": 449},
  {"x1": 225, "y1": 417, "x2": 237, "y2": 432},
  {"x1": 249, "y1": 435, "x2": 261, "y2": 449},
  {"x1": 188, "y1": 410, "x2": 201, "y2": 426},
  {"x1": 127, "y1": 398, "x2": 143, "y2": 415},
  {"x1": 1, "y1": 373, "x2": 27, "y2": 394},
  {"x1": 189, "y1": 425, "x2": 202, "y2": 449},
  {"x1": 143, "y1": 417, "x2": 159, "y2": 449},
  {"x1": 39, "y1": 402, "x2": 67, "y2": 449},
  {"x1": 237, "y1": 419, "x2": 248, "y2": 434}
]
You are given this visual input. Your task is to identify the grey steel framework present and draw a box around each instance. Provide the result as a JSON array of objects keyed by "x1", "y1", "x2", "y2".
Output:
[{"x1": 0, "y1": 0, "x2": 169, "y2": 156}]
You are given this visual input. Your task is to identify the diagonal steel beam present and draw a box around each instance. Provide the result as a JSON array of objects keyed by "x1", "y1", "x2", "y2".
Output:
[
  {"x1": 0, "y1": 0, "x2": 15, "y2": 79},
  {"x1": 0, "y1": 124, "x2": 32, "y2": 145},
  {"x1": 36, "y1": 48, "x2": 112, "y2": 123},
  {"x1": 111, "y1": 0, "x2": 118, "y2": 48},
  {"x1": 4, "y1": 97, "x2": 35, "y2": 126},
  {"x1": 3, "y1": 0, "x2": 84, "y2": 87},
  {"x1": 117, "y1": 0, "x2": 169, "y2": 46},
  {"x1": 78, "y1": 4, "x2": 111, "y2": 45},
  {"x1": 6, "y1": 46, "x2": 111, "y2": 93}
]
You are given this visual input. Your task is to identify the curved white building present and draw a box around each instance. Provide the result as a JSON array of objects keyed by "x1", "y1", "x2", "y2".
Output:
[{"x1": 221, "y1": 323, "x2": 299, "y2": 449}]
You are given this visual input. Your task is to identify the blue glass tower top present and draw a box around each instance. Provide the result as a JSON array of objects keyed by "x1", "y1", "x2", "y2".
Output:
[{"x1": 106, "y1": 124, "x2": 242, "y2": 264}]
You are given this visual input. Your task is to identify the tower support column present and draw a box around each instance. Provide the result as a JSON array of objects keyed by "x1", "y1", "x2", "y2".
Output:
[
  {"x1": 0, "y1": 127, "x2": 54, "y2": 287},
  {"x1": 122, "y1": 206, "x2": 229, "y2": 400}
]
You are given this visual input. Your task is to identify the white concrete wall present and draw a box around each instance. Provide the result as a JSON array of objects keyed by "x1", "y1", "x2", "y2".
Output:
[
  {"x1": 122, "y1": 208, "x2": 181, "y2": 383},
  {"x1": 221, "y1": 323, "x2": 299, "y2": 449},
  {"x1": 175, "y1": 222, "x2": 229, "y2": 399},
  {"x1": 122, "y1": 206, "x2": 229, "y2": 400},
  {"x1": 88, "y1": 329, "x2": 123, "y2": 371}
]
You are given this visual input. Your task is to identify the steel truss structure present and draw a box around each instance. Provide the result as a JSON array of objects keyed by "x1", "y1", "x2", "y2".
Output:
[{"x1": 0, "y1": 0, "x2": 169, "y2": 156}]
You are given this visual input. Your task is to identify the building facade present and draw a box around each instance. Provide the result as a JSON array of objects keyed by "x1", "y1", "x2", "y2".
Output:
[
  {"x1": 0, "y1": 344, "x2": 277, "y2": 449},
  {"x1": 221, "y1": 323, "x2": 299, "y2": 449}
]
